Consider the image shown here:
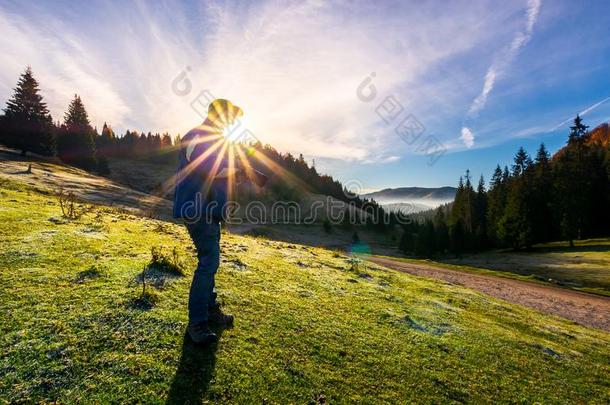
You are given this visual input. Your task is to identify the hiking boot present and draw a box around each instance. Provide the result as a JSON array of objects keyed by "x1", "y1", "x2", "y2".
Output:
[
  {"x1": 208, "y1": 305, "x2": 234, "y2": 326},
  {"x1": 187, "y1": 321, "x2": 218, "y2": 345}
]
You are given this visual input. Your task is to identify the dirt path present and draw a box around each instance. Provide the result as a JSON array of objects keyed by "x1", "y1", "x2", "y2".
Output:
[{"x1": 369, "y1": 256, "x2": 610, "y2": 332}]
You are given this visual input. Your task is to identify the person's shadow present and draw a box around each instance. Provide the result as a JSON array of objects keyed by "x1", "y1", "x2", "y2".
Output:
[{"x1": 166, "y1": 325, "x2": 228, "y2": 404}]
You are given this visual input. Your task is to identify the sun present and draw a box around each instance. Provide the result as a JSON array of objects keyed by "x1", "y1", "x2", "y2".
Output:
[{"x1": 219, "y1": 121, "x2": 242, "y2": 143}]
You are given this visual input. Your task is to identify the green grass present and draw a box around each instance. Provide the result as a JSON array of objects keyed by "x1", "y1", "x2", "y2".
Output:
[
  {"x1": 382, "y1": 239, "x2": 610, "y2": 297},
  {"x1": 1, "y1": 178, "x2": 610, "y2": 403}
]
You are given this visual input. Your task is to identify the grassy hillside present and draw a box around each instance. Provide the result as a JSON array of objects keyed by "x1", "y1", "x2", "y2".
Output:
[{"x1": 1, "y1": 178, "x2": 610, "y2": 403}]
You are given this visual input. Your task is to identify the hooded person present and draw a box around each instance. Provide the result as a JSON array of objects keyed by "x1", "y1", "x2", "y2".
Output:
[{"x1": 173, "y1": 98, "x2": 266, "y2": 345}]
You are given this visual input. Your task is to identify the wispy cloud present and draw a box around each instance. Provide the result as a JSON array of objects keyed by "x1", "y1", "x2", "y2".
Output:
[
  {"x1": 0, "y1": 9, "x2": 132, "y2": 128},
  {"x1": 468, "y1": 0, "x2": 542, "y2": 117},
  {"x1": 469, "y1": 68, "x2": 497, "y2": 117},
  {"x1": 549, "y1": 95, "x2": 610, "y2": 132}
]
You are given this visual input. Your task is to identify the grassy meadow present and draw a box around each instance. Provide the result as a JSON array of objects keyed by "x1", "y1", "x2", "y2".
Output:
[
  {"x1": 383, "y1": 239, "x2": 610, "y2": 297},
  {"x1": 1, "y1": 178, "x2": 610, "y2": 403}
]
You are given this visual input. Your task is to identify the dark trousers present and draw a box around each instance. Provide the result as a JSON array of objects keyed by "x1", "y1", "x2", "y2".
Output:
[{"x1": 185, "y1": 219, "x2": 221, "y2": 324}]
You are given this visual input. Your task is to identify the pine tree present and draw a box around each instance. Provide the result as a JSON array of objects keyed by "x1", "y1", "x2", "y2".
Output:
[
  {"x1": 512, "y1": 147, "x2": 532, "y2": 177},
  {"x1": 474, "y1": 175, "x2": 488, "y2": 249},
  {"x1": 486, "y1": 165, "x2": 507, "y2": 246},
  {"x1": 100, "y1": 122, "x2": 115, "y2": 142},
  {"x1": 161, "y1": 133, "x2": 172, "y2": 148},
  {"x1": 451, "y1": 177, "x2": 464, "y2": 223},
  {"x1": 531, "y1": 143, "x2": 554, "y2": 242},
  {"x1": 554, "y1": 117, "x2": 592, "y2": 246},
  {"x1": 414, "y1": 220, "x2": 436, "y2": 257},
  {"x1": 568, "y1": 114, "x2": 588, "y2": 144},
  {"x1": 463, "y1": 170, "x2": 474, "y2": 238},
  {"x1": 449, "y1": 174, "x2": 474, "y2": 252},
  {"x1": 434, "y1": 207, "x2": 450, "y2": 254},
  {"x1": 0, "y1": 66, "x2": 55, "y2": 156},
  {"x1": 502, "y1": 166, "x2": 510, "y2": 182},
  {"x1": 450, "y1": 171, "x2": 476, "y2": 250},
  {"x1": 399, "y1": 223, "x2": 415, "y2": 253},
  {"x1": 94, "y1": 122, "x2": 115, "y2": 174},
  {"x1": 500, "y1": 148, "x2": 536, "y2": 249},
  {"x1": 490, "y1": 165, "x2": 503, "y2": 189},
  {"x1": 64, "y1": 95, "x2": 90, "y2": 128},
  {"x1": 449, "y1": 219, "x2": 464, "y2": 258},
  {"x1": 535, "y1": 143, "x2": 550, "y2": 167},
  {"x1": 57, "y1": 95, "x2": 97, "y2": 170}
]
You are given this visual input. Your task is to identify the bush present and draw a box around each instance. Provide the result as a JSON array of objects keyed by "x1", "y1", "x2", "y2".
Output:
[
  {"x1": 149, "y1": 246, "x2": 184, "y2": 276},
  {"x1": 57, "y1": 189, "x2": 91, "y2": 219},
  {"x1": 346, "y1": 256, "x2": 362, "y2": 272}
]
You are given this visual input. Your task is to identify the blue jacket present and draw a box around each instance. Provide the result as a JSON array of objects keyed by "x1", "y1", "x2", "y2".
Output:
[{"x1": 173, "y1": 126, "x2": 228, "y2": 220}]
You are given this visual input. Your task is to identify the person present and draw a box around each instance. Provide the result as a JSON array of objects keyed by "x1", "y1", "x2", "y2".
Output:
[{"x1": 173, "y1": 99, "x2": 266, "y2": 345}]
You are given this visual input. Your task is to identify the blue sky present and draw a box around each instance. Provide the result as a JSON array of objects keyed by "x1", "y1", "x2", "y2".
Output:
[{"x1": 1, "y1": 0, "x2": 610, "y2": 190}]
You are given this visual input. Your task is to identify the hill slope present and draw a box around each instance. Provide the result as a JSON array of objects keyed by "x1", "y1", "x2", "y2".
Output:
[
  {"x1": 1, "y1": 175, "x2": 609, "y2": 402},
  {"x1": 584, "y1": 122, "x2": 610, "y2": 148},
  {"x1": 552, "y1": 121, "x2": 610, "y2": 159}
]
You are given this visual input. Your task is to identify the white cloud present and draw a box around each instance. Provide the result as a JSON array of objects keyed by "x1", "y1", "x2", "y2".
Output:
[
  {"x1": 460, "y1": 127, "x2": 475, "y2": 148},
  {"x1": 468, "y1": 0, "x2": 542, "y2": 116},
  {"x1": 525, "y1": 0, "x2": 542, "y2": 32},
  {"x1": 382, "y1": 156, "x2": 401, "y2": 163}
]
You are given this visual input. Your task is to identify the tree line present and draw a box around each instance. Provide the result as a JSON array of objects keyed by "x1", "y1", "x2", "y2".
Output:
[
  {"x1": 0, "y1": 67, "x2": 180, "y2": 174},
  {"x1": 245, "y1": 142, "x2": 390, "y2": 227},
  {"x1": 400, "y1": 115, "x2": 610, "y2": 256}
]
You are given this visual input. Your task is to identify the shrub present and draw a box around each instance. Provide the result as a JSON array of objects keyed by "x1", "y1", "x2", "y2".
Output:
[
  {"x1": 149, "y1": 246, "x2": 184, "y2": 276},
  {"x1": 57, "y1": 189, "x2": 92, "y2": 219},
  {"x1": 346, "y1": 256, "x2": 362, "y2": 272}
]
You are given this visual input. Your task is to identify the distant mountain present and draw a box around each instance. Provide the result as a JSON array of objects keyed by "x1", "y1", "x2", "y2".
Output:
[
  {"x1": 362, "y1": 186, "x2": 457, "y2": 202},
  {"x1": 361, "y1": 186, "x2": 456, "y2": 214}
]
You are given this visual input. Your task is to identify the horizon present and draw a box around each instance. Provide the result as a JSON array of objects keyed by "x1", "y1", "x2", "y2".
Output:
[{"x1": 2, "y1": 0, "x2": 610, "y2": 189}]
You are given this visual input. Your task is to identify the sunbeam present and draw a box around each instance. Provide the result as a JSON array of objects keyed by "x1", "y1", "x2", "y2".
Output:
[{"x1": 248, "y1": 149, "x2": 312, "y2": 193}]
